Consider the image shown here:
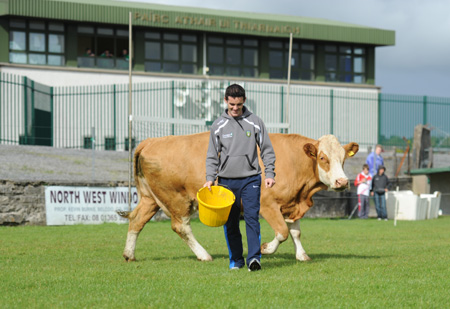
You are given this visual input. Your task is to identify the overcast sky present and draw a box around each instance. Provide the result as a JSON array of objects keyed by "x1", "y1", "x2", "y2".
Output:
[{"x1": 121, "y1": 0, "x2": 450, "y2": 98}]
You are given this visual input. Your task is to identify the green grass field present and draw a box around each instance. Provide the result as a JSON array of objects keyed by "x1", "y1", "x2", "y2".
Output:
[{"x1": 1, "y1": 217, "x2": 449, "y2": 308}]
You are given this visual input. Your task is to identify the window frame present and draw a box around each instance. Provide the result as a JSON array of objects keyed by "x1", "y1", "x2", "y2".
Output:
[
  {"x1": 206, "y1": 35, "x2": 259, "y2": 78},
  {"x1": 324, "y1": 44, "x2": 366, "y2": 84},
  {"x1": 76, "y1": 24, "x2": 130, "y2": 70},
  {"x1": 144, "y1": 30, "x2": 199, "y2": 74},
  {"x1": 9, "y1": 18, "x2": 66, "y2": 66},
  {"x1": 268, "y1": 40, "x2": 316, "y2": 81}
]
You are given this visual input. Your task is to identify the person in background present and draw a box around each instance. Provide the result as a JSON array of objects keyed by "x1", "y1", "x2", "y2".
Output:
[
  {"x1": 354, "y1": 164, "x2": 372, "y2": 219},
  {"x1": 122, "y1": 49, "x2": 129, "y2": 61},
  {"x1": 100, "y1": 50, "x2": 113, "y2": 58},
  {"x1": 366, "y1": 144, "x2": 384, "y2": 176},
  {"x1": 203, "y1": 84, "x2": 276, "y2": 272},
  {"x1": 371, "y1": 166, "x2": 390, "y2": 221},
  {"x1": 84, "y1": 48, "x2": 95, "y2": 57}
]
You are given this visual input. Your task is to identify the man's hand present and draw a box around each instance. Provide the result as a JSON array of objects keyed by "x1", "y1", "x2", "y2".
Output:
[
  {"x1": 203, "y1": 181, "x2": 213, "y2": 191},
  {"x1": 371, "y1": 192, "x2": 374, "y2": 196},
  {"x1": 265, "y1": 178, "x2": 275, "y2": 188}
]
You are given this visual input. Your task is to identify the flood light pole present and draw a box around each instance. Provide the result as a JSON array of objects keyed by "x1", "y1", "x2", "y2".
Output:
[
  {"x1": 285, "y1": 33, "x2": 293, "y2": 133},
  {"x1": 128, "y1": 12, "x2": 133, "y2": 211}
]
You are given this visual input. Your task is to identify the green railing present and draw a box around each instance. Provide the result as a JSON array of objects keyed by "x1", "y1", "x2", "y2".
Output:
[
  {"x1": 1, "y1": 72, "x2": 450, "y2": 150},
  {"x1": 379, "y1": 93, "x2": 450, "y2": 149}
]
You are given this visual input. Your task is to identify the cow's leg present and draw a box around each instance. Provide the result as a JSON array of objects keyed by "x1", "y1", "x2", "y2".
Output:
[
  {"x1": 170, "y1": 216, "x2": 213, "y2": 261},
  {"x1": 260, "y1": 207, "x2": 289, "y2": 255},
  {"x1": 287, "y1": 220, "x2": 311, "y2": 261},
  {"x1": 123, "y1": 196, "x2": 160, "y2": 262}
]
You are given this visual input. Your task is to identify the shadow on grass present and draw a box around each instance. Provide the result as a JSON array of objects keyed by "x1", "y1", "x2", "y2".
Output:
[
  {"x1": 260, "y1": 252, "x2": 384, "y2": 268},
  {"x1": 133, "y1": 255, "x2": 196, "y2": 262},
  {"x1": 309, "y1": 253, "x2": 383, "y2": 260},
  {"x1": 129, "y1": 252, "x2": 383, "y2": 265},
  {"x1": 134, "y1": 253, "x2": 229, "y2": 262}
]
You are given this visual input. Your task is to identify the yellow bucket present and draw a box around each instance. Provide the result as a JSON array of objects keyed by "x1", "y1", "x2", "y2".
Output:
[{"x1": 197, "y1": 186, "x2": 235, "y2": 227}]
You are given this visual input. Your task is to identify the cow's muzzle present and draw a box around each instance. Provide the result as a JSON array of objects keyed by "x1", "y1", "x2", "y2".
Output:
[{"x1": 331, "y1": 178, "x2": 349, "y2": 191}]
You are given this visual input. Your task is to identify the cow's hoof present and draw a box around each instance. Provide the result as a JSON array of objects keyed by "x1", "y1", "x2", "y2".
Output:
[
  {"x1": 296, "y1": 253, "x2": 311, "y2": 261},
  {"x1": 261, "y1": 242, "x2": 269, "y2": 254},
  {"x1": 197, "y1": 254, "x2": 213, "y2": 262},
  {"x1": 261, "y1": 242, "x2": 277, "y2": 255},
  {"x1": 123, "y1": 254, "x2": 136, "y2": 262}
]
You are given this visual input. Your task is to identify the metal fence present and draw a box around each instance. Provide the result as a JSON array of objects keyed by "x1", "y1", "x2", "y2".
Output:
[
  {"x1": 1, "y1": 72, "x2": 450, "y2": 151},
  {"x1": 379, "y1": 93, "x2": 450, "y2": 149}
]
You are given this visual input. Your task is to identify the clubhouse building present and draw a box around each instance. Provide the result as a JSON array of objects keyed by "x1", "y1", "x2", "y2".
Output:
[{"x1": 0, "y1": 0, "x2": 395, "y2": 87}]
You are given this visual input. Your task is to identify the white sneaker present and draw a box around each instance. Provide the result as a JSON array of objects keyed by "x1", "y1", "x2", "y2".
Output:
[{"x1": 378, "y1": 218, "x2": 381, "y2": 221}]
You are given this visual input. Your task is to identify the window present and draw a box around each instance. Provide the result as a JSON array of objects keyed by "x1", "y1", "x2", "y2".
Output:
[
  {"x1": 145, "y1": 31, "x2": 198, "y2": 74},
  {"x1": 324, "y1": 45, "x2": 366, "y2": 83},
  {"x1": 77, "y1": 25, "x2": 130, "y2": 70},
  {"x1": 9, "y1": 19, "x2": 65, "y2": 66},
  {"x1": 268, "y1": 40, "x2": 315, "y2": 81},
  {"x1": 125, "y1": 137, "x2": 136, "y2": 151},
  {"x1": 83, "y1": 136, "x2": 93, "y2": 149},
  {"x1": 207, "y1": 36, "x2": 258, "y2": 77},
  {"x1": 300, "y1": 44, "x2": 315, "y2": 80},
  {"x1": 104, "y1": 137, "x2": 116, "y2": 151}
]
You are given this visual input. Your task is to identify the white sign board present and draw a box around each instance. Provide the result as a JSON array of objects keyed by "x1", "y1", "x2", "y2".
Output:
[{"x1": 45, "y1": 186, "x2": 138, "y2": 225}]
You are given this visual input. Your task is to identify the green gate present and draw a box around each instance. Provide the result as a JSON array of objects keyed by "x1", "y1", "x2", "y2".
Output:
[{"x1": 21, "y1": 77, "x2": 53, "y2": 146}]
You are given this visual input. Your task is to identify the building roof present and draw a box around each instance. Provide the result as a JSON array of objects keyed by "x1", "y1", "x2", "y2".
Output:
[
  {"x1": 0, "y1": 0, "x2": 395, "y2": 45},
  {"x1": 410, "y1": 167, "x2": 450, "y2": 175}
]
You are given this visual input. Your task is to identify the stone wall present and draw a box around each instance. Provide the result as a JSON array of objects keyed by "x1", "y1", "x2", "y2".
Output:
[
  {"x1": 0, "y1": 178, "x2": 412, "y2": 225},
  {"x1": 0, "y1": 181, "x2": 46, "y2": 225},
  {"x1": 306, "y1": 177, "x2": 412, "y2": 218}
]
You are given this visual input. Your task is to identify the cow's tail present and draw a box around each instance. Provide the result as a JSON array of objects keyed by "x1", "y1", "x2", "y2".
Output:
[
  {"x1": 133, "y1": 138, "x2": 149, "y2": 194},
  {"x1": 117, "y1": 210, "x2": 130, "y2": 218},
  {"x1": 116, "y1": 139, "x2": 149, "y2": 219}
]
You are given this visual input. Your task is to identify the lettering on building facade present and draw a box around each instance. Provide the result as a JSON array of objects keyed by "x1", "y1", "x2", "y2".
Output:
[
  {"x1": 134, "y1": 12, "x2": 300, "y2": 35},
  {"x1": 134, "y1": 12, "x2": 169, "y2": 24}
]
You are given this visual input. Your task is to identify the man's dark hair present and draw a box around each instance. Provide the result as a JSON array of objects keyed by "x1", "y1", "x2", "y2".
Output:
[
  {"x1": 225, "y1": 84, "x2": 246, "y2": 100},
  {"x1": 363, "y1": 164, "x2": 369, "y2": 170}
]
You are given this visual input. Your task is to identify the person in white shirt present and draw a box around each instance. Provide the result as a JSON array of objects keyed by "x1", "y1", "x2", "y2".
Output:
[{"x1": 354, "y1": 164, "x2": 372, "y2": 219}]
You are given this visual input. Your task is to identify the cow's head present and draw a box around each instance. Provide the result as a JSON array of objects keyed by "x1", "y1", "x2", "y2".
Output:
[{"x1": 303, "y1": 135, "x2": 359, "y2": 192}]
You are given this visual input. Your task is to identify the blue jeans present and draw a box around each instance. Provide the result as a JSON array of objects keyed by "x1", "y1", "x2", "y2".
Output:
[
  {"x1": 358, "y1": 195, "x2": 370, "y2": 219},
  {"x1": 219, "y1": 175, "x2": 262, "y2": 269},
  {"x1": 374, "y1": 192, "x2": 387, "y2": 219}
]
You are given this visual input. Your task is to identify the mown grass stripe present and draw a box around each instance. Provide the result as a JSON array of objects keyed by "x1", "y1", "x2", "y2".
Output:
[{"x1": 0, "y1": 217, "x2": 449, "y2": 308}]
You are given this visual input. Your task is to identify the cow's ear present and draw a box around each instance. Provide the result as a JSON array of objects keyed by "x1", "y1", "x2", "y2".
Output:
[
  {"x1": 344, "y1": 142, "x2": 359, "y2": 158},
  {"x1": 304, "y1": 143, "x2": 317, "y2": 159}
]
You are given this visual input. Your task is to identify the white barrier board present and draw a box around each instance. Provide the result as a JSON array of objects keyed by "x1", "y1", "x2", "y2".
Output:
[{"x1": 45, "y1": 186, "x2": 138, "y2": 225}]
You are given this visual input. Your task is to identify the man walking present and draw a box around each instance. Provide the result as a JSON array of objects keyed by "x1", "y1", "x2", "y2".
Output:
[
  {"x1": 203, "y1": 84, "x2": 276, "y2": 272},
  {"x1": 366, "y1": 144, "x2": 384, "y2": 176}
]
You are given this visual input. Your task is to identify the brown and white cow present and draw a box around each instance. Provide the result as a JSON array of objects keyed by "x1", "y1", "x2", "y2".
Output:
[{"x1": 118, "y1": 132, "x2": 358, "y2": 262}]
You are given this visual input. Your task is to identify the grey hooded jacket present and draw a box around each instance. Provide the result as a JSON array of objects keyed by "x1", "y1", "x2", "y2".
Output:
[{"x1": 205, "y1": 107, "x2": 276, "y2": 182}]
